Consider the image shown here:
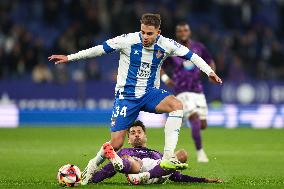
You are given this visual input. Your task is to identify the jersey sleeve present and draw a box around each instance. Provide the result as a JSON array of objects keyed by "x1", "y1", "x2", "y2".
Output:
[
  {"x1": 117, "y1": 148, "x2": 129, "y2": 157},
  {"x1": 169, "y1": 39, "x2": 193, "y2": 60},
  {"x1": 169, "y1": 171, "x2": 207, "y2": 183},
  {"x1": 67, "y1": 45, "x2": 106, "y2": 61},
  {"x1": 151, "y1": 150, "x2": 163, "y2": 160},
  {"x1": 67, "y1": 34, "x2": 127, "y2": 61},
  {"x1": 102, "y1": 34, "x2": 127, "y2": 53},
  {"x1": 168, "y1": 39, "x2": 214, "y2": 76}
]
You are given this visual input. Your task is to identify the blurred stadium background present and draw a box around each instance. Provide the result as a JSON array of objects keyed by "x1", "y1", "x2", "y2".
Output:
[{"x1": 1, "y1": 0, "x2": 284, "y2": 128}]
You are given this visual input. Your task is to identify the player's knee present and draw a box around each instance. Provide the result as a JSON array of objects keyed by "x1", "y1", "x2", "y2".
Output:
[
  {"x1": 128, "y1": 159, "x2": 141, "y2": 174},
  {"x1": 110, "y1": 138, "x2": 124, "y2": 151},
  {"x1": 169, "y1": 98, "x2": 183, "y2": 112},
  {"x1": 121, "y1": 155, "x2": 141, "y2": 174},
  {"x1": 175, "y1": 149, "x2": 188, "y2": 163},
  {"x1": 113, "y1": 143, "x2": 123, "y2": 151},
  {"x1": 110, "y1": 130, "x2": 126, "y2": 151},
  {"x1": 201, "y1": 120, "x2": 207, "y2": 130},
  {"x1": 189, "y1": 112, "x2": 199, "y2": 120}
]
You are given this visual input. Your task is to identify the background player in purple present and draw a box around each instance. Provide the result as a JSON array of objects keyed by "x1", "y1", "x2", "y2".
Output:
[
  {"x1": 91, "y1": 120, "x2": 222, "y2": 185},
  {"x1": 161, "y1": 22, "x2": 216, "y2": 163}
]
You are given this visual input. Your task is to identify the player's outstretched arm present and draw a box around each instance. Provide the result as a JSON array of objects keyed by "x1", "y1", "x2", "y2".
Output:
[
  {"x1": 48, "y1": 45, "x2": 107, "y2": 64},
  {"x1": 169, "y1": 171, "x2": 223, "y2": 183},
  {"x1": 48, "y1": 34, "x2": 126, "y2": 65},
  {"x1": 208, "y1": 72, "x2": 222, "y2": 84},
  {"x1": 204, "y1": 178, "x2": 224, "y2": 183},
  {"x1": 184, "y1": 53, "x2": 222, "y2": 84},
  {"x1": 170, "y1": 41, "x2": 222, "y2": 84},
  {"x1": 48, "y1": 55, "x2": 68, "y2": 65}
]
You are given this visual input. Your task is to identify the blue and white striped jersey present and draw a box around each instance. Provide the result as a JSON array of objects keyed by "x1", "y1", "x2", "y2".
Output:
[
  {"x1": 67, "y1": 32, "x2": 213, "y2": 99},
  {"x1": 104, "y1": 32, "x2": 193, "y2": 99}
]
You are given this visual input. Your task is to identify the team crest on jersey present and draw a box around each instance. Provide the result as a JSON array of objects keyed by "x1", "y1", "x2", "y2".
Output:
[{"x1": 156, "y1": 50, "x2": 164, "y2": 59}]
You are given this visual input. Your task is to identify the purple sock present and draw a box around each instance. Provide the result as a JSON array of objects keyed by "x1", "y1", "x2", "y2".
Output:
[
  {"x1": 149, "y1": 164, "x2": 173, "y2": 179},
  {"x1": 92, "y1": 163, "x2": 116, "y2": 183},
  {"x1": 121, "y1": 158, "x2": 132, "y2": 174},
  {"x1": 189, "y1": 117, "x2": 202, "y2": 150},
  {"x1": 91, "y1": 159, "x2": 132, "y2": 183}
]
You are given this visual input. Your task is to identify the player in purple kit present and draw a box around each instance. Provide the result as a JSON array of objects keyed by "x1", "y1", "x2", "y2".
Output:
[
  {"x1": 91, "y1": 120, "x2": 222, "y2": 185},
  {"x1": 161, "y1": 22, "x2": 216, "y2": 163}
]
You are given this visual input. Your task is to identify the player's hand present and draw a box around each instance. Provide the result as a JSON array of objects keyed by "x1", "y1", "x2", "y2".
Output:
[
  {"x1": 209, "y1": 72, "x2": 222, "y2": 85},
  {"x1": 48, "y1": 55, "x2": 68, "y2": 65},
  {"x1": 205, "y1": 178, "x2": 223, "y2": 183}
]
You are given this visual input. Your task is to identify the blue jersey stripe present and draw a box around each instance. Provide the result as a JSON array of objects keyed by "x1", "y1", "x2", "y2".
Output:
[
  {"x1": 180, "y1": 50, "x2": 193, "y2": 60},
  {"x1": 147, "y1": 44, "x2": 165, "y2": 89},
  {"x1": 123, "y1": 43, "x2": 143, "y2": 97},
  {"x1": 102, "y1": 42, "x2": 116, "y2": 54}
]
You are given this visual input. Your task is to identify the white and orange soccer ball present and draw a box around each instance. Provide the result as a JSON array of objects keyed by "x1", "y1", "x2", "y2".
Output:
[{"x1": 57, "y1": 164, "x2": 81, "y2": 187}]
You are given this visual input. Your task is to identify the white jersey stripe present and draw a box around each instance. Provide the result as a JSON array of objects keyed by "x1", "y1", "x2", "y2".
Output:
[
  {"x1": 122, "y1": 43, "x2": 143, "y2": 98},
  {"x1": 134, "y1": 46, "x2": 155, "y2": 98}
]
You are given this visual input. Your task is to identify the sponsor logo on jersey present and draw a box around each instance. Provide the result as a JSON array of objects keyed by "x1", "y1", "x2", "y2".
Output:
[{"x1": 137, "y1": 62, "x2": 151, "y2": 78}]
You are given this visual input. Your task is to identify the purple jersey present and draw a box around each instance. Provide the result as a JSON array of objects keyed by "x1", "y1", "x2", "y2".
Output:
[
  {"x1": 117, "y1": 147, "x2": 162, "y2": 160},
  {"x1": 166, "y1": 40, "x2": 213, "y2": 94},
  {"x1": 92, "y1": 147, "x2": 207, "y2": 184}
]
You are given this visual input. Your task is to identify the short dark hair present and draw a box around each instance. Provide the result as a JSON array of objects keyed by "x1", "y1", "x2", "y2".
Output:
[
  {"x1": 127, "y1": 120, "x2": 146, "y2": 133},
  {"x1": 140, "y1": 13, "x2": 161, "y2": 28},
  {"x1": 176, "y1": 21, "x2": 190, "y2": 30}
]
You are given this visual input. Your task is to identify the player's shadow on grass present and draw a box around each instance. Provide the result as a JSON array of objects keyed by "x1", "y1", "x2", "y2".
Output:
[
  {"x1": 93, "y1": 182, "x2": 165, "y2": 187},
  {"x1": 92, "y1": 182, "x2": 220, "y2": 188}
]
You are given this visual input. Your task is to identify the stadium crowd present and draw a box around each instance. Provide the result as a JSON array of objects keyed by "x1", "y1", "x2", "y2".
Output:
[{"x1": 0, "y1": 0, "x2": 284, "y2": 83}]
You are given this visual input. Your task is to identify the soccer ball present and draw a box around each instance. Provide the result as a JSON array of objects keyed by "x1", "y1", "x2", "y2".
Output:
[{"x1": 57, "y1": 164, "x2": 81, "y2": 187}]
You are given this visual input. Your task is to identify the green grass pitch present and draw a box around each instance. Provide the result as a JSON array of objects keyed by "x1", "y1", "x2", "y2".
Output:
[{"x1": 0, "y1": 127, "x2": 283, "y2": 189}]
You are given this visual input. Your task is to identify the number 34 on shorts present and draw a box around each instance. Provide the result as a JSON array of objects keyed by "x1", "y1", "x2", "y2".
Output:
[
  {"x1": 113, "y1": 105, "x2": 127, "y2": 118},
  {"x1": 111, "y1": 105, "x2": 127, "y2": 127}
]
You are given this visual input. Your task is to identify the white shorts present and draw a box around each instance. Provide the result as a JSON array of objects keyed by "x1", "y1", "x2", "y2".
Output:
[
  {"x1": 140, "y1": 158, "x2": 160, "y2": 172},
  {"x1": 140, "y1": 158, "x2": 171, "y2": 184},
  {"x1": 176, "y1": 92, "x2": 208, "y2": 120}
]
